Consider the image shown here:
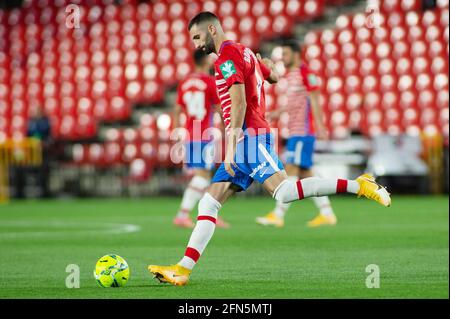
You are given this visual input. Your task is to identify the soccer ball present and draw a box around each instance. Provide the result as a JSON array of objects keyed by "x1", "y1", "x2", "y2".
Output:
[{"x1": 94, "y1": 254, "x2": 130, "y2": 287}]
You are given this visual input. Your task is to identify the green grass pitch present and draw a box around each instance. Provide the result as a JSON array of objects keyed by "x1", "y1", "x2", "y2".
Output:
[{"x1": 0, "y1": 195, "x2": 448, "y2": 298}]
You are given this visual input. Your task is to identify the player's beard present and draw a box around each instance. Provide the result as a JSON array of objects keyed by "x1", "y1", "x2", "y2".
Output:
[{"x1": 201, "y1": 32, "x2": 216, "y2": 54}]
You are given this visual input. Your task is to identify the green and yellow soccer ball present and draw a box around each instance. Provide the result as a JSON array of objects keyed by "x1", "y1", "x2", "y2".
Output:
[{"x1": 94, "y1": 254, "x2": 130, "y2": 287}]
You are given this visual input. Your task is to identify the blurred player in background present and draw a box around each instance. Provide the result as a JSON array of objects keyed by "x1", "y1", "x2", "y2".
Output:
[
  {"x1": 256, "y1": 40, "x2": 337, "y2": 228},
  {"x1": 149, "y1": 12, "x2": 391, "y2": 286},
  {"x1": 172, "y1": 49, "x2": 230, "y2": 229}
]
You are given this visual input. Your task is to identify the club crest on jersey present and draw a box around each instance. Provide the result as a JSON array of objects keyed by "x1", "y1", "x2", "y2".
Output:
[{"x1": 220, "y1": 60, "x2": 236, "y2": 79}]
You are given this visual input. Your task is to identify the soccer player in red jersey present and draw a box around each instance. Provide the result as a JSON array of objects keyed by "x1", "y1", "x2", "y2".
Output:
[
  {"x1": 256, "y1": 39, "x2": 337, "y2": 228},
  {"x1": 172, "y1": 49, "x2": 229, "y2": 229},
  {"x1": 149, "y1": 12, "x2": 391, "y2": 286}
]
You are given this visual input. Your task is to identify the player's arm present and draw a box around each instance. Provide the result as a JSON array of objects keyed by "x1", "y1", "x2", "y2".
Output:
[
  {"x1": 172, "y1": 101, "x2": 186, "y2": 143},
  {"x1": 213, "y1": 104, "x2": 225, "y2": 132},
  {"x1": 256, "y1": 53, "x2": 279, "y2": 84},
  {"x1": 173, "y1": 103, "x2": 182, "y2": 129},
  {"x1": 310, "y1": 89, "x2": 328, "y2": 140},
  {"x1": 224, "y1": 84, "x2": 247, "y2": 177},
  {"x1": 302, "y1": 65, "x2": 328, "y2": 140}
]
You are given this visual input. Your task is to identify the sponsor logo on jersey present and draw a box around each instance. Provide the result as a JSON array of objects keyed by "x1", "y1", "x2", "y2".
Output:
[{"x1": 220, "y1": 60, "x2": 237, "y2": 79}]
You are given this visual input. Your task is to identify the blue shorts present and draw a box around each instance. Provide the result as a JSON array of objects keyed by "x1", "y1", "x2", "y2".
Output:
[
  {"x1": 284, "y1": 135, "x2": 315, "y2": 169},
  {"x1": 212, "y1": 133, "x2": 284, "y2": 192},
  {"x1": 185, "y1": 141, "x2": 215, "y2": 170}
]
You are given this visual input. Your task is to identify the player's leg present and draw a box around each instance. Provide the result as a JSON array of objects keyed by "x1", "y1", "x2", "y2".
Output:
[
  {"x1": 255, "y1": 134, "x2": 390, "y2": 206},
  {"x1": 148, "y1": 181, "x2": 236, "y2": 286},
  {"x1": 174, "y1": 140, "x2": 230, "y2": 228},
  {"x1": 174, "y1": 168, "x2": 211, "y2": 228},
  {"x1": 148, "y1": 154, "x2": 254, "y2": 286},
  {"x1": 263, "y1": 170, "x2": 391, "y2": 207},
  {"x1": 291, "y1": 136, "x2": 336, "y2": 226},
  {"x1": 177, "y1": 181, "x2": 236, "y2": 267},
  {"x1": 256, "y1": 163, "x2": 298, "y2": 227},
  {"x1": 301, "y1": 168, "x2": 337, "y2": 227}
]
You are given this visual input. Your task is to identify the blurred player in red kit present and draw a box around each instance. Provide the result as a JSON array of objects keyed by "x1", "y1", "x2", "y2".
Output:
[
  {"x1": 256, "y1": 39, "x2": 337, "y2": 228},
  {"x1": 173, "y1": 49, "x2": 230, "y2": 229}
]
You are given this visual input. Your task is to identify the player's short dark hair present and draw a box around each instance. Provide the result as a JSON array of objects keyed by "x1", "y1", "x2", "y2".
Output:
[
  {"x1": 193, "y1": 49, "x2": 208, "y2": 66},
  {"x1": 282, "y1": 39, "x2": 301, "y2": 53},
  {"x1": 188, "y1": 11, "x2": 219, "y2": 31}
]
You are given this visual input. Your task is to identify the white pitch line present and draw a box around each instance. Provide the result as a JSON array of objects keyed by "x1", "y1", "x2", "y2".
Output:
[{"x1": 0, "y1": 221, "x2": 141, "y2": 240}]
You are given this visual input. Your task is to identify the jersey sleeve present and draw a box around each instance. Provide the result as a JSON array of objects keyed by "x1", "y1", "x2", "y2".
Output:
[
  {"x1": 300, "y1": 64, "x2": 319, "y2": 92},
  {"x1": 217, "y1": 46, "x2": 245, "y2": 88},
  {"x1": 258, "y1": 60, "x2": 271, "y2": 80}
]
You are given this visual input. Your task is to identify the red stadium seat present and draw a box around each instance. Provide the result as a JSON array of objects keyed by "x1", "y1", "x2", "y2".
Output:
[
  {"x1": 285, "y1": 0, "x2": 301, "y2": 17},
  {"x1": 415, "y1": 73, "x2": 432, "y2": 91},
  {"x1": 157, "y1": 143, "x2": 171, "y2": 167},
  {"x1": 72, "y1": 143, "x2": 87, "y2": 165},
  {"x1": 359, "y1": 58, "x2": 376, "y2": 76},
  {"x1": 347, "y1": 93, "x2": 363, "y2": 110},
  {"x1": 418, "y1": 90, "x2": 436, "y2": 109},
  {"x1": 325, "y1": 58, "x2": 341, "y2": 77},
  {"x1": 323, "y1": 43, "x2": 338, "y2": 59},
  {"x1": 140, "y1": 142, "x2": 156, "y2": 161},
  {"x1": 378, "y1": 58, "x2": 394, "y2": 75},
  {"x1": 422, "y1": 10, "x2": 438, "y2": 27},
  {"x1": 76, "y1": 114, "x2": 97, "y2": 139},
  {"x1": 88, "y1": 143, "x2": 105, "y2": 166},
  {"x1": 342, "y1": 58, "x2": 358, "y2": 76},
  {"x1": 403, "y1": 107, "x2": 419, "y2": 126},
  {"x1": 326, "y1": 77, "x2": 343, "y2": 94},
  {"x1": 437, "y1": 89, "x2": 449, "y2": 109},
  {"x1": 375, "y1": 42, "x2": 392, "y2": 60},
  {"x1": 122, "y1": 143, "x2": 138, "y2": 163},
  {"x1": 392, "y1": 40, "x2": 410, "y2": 59},
  {"x1": 396, "y1": 57, "x2": 412, "y2": 75},
  {"x1": 363, "y1": 92, "x2": 381, "y2": 110},
  {"x1": 412, "y1": 56, "x2": 430, "y2": 74},
  {"x1": 59, "y1": 115, "x2": 76, "y2": 139},
  {"x1": 357, "y1": 42, "x2": 374, "y2": 59},
  {"x1": 421, "y1": 107, "x2": 437, "y2": 126},
  {"x1": 362, "y1": 75, "x2": 378, "y2": 94},
  {"x1": 105, "y1": 128, "x2": 122, "y2": 144},
  {"x1": 400, "y1": 90, "x2": 417, "y2": 109},
  {"x1": 140, "y1": 127, "x2": 156, "y2": 142},
  {"x1": 429, "y1": 40, "x2": 445, "y2": 58},
  {"x1": 104, "y1": 142, "x2": 122, "y2": 165}
]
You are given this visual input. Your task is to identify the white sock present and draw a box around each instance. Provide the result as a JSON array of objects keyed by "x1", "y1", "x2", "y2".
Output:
[
  {"x1": 312, "y1": 196, "x2": 334, "y2": 217},
  {"x1": 176, "y1": 175, "x2": 210, "y2": 218},
  {"x1": 273, "y1": 177, "x2": 360, "y2": 203},
  {"x1": 178, "y1": 193, "x2": 221, "y2": 270},
  {"x1": 273, "y1": 176, "x2": 296, "y2": 218}
]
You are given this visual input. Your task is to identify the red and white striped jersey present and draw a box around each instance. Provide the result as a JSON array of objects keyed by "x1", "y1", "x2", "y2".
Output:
[
  {"x1": 213, "y1": 41, "x2": 272, "y2": 136},
  {"x1": 281, "y1": 64, "x2": 319, "y2": 137}
]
